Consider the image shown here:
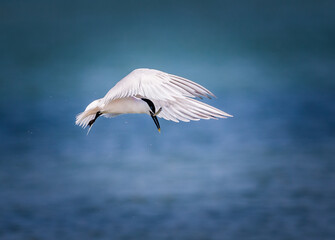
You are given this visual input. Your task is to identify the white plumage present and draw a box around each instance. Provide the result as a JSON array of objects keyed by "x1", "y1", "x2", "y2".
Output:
[{"x1": 76, "y1": 68, "x2": 232, "y2": 132}]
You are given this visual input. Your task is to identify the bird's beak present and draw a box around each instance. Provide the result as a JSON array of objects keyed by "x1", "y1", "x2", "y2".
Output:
[
  {"x1": 149, "y1": 107, "x2": 162, "y2": 133},
  {"x1": 151, "y1": 115, "x2": 161, "y2": 133}
]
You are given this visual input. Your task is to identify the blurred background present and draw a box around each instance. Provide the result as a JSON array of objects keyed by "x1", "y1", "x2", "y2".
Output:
[{"x1": 1, "y1": 0, "x2": 335, "y2": 239}]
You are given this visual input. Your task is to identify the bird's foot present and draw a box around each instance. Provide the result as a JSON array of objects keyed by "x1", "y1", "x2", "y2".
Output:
[{"x1": 152, "y1": 107, "x2": 162, "y2": 117}]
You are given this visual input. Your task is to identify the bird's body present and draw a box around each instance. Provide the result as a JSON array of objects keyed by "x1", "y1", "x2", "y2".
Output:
[
  {"x1": 104, "y1": 97, "x2": 150, "y2": 115},
  {"x1": 76, "y1": 68, "x2": 232, "y2": 132}
]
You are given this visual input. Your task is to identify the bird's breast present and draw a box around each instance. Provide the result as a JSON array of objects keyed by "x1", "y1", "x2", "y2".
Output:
[{"x1": 103, "y1": 97, "x2": 149, "y2": 115}]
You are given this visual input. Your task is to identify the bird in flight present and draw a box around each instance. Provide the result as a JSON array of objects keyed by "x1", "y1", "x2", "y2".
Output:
[{"x1": 76, "y1": 68, "x2": 232, "y2": 133}]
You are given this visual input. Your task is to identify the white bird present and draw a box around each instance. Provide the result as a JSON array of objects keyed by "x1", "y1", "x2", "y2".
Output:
[{"x1": 76, "y1": 68, "x2": 233, "y2": 133}]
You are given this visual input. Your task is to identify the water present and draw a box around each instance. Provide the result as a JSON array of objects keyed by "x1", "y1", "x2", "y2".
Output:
[{"x1": 1, "y1": 1, "x2": 335, "y2": 239}]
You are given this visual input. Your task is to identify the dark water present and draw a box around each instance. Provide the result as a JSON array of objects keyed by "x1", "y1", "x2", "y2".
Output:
[{"x1": 1, "y1": 1, "x2": 335, "y2": 239}]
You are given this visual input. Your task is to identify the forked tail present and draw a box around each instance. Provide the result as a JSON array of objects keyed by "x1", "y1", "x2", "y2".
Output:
[{"x1": 75, "y1": 107, "x2": 99, "y2": 129}]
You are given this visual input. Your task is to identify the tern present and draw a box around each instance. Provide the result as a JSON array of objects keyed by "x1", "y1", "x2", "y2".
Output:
[{"x1": 76, "y1": 68, "x2": 232, "y2": 133}]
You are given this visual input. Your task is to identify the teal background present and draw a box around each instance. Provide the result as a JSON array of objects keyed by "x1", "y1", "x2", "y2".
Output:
[{"x1": 1, "y1": 1, "x2": 335, "y2": 239}]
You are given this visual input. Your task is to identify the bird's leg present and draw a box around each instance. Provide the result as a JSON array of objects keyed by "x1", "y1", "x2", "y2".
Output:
[
  {"x1": 88, "y1": 111, "x2": 102, "y2": 127},
  {"x1": 152, "y1": 107, "x2": 162, "y2": 117},
  {"x1": 87, "y1": 111, "x2": 102, "y2": 135}
]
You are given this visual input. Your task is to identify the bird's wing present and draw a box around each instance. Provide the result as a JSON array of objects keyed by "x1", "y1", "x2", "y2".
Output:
[
  {"x1": 102, "y1": 68, "x2": 215, "y2": 104},
  {"x1": 153, "y1": 97, "x2": 233, "y2": 123}
]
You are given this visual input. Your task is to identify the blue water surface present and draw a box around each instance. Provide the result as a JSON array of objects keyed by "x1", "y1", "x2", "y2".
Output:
[{"x1": 1, "y1": 1, "x2": 335, "y2": 239}]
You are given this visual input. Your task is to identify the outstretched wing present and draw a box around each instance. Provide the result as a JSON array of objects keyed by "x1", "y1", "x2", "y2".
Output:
[
  {"x1": 102, "y1": 68, "x2": 233, "y2": 122},
  {"x1": 153, "y1": 97, "x2": 232, "y2": 122},
  {"x1": 102, "y1": 68, "x2": 215, "y2": 104}
]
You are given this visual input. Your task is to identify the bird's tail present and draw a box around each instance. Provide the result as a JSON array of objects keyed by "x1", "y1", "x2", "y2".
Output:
[{"x1": 75, "y1": 108, "x2": 99, "y2": 128}]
